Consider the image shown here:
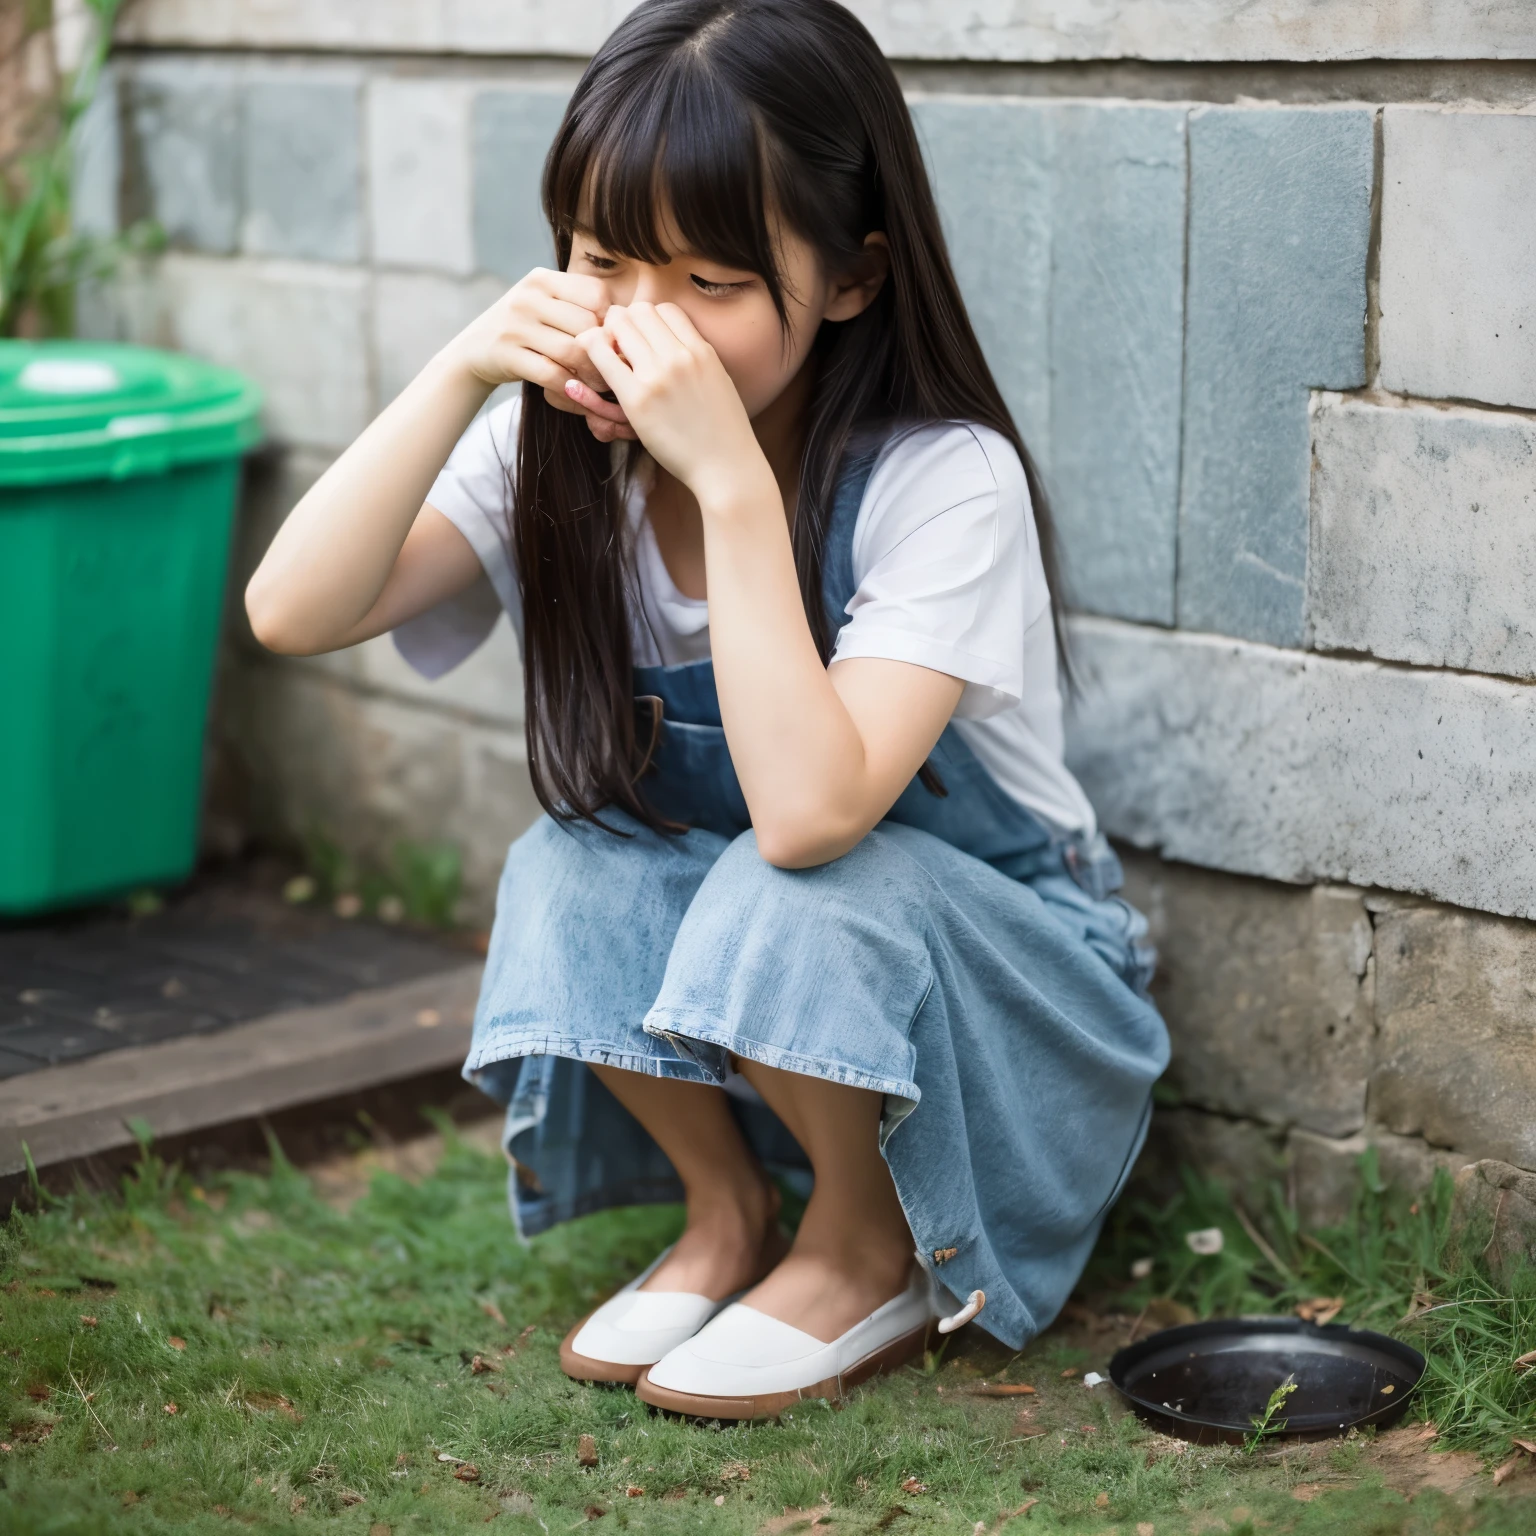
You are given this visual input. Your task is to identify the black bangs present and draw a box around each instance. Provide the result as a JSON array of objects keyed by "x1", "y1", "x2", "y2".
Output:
[{"x1": 545, "y1": 44, "x2": 789, "y2": 320}]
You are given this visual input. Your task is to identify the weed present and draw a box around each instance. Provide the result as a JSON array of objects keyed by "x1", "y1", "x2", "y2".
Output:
[{"x1": 1243, "y1": 1374, "x2": 1297, "y2": 1453}]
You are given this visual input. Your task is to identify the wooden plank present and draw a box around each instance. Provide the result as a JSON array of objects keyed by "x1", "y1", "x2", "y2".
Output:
[{"x1": 0, "y1": 964, "x2": 483, "y2": 1176}]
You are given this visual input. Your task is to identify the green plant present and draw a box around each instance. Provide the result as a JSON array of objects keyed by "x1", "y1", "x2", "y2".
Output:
[
  {"x1": 1243, "y1": 1374, "x2": 1297, "y2": 1453},
  {"x1": 296, "y1": 827, "x2": 465, "y2": 929},
  {"x1": 0, "y1": 0, "x2": 161, "y2": 337}
]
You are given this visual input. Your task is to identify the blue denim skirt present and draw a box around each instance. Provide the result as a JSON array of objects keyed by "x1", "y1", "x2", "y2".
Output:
[{"x1": 464, "y1": 809, "x2": 1169, "y2": 1350}]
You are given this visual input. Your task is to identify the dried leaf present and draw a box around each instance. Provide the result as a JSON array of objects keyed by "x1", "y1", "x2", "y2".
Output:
[
  {"x1": 79, "y1": 1315, "x2": 97, "y2": 1328},
  {"x1": 583, "y1": 1506, "x2": 606, "y2": 1520},
  {"x1": 900, "y1": 1477, "x2": 928, "y2": 1494},
  {"x1": 480, "y1": 1299, "x2": 507, "y2": 1328},
  {"x1": 163, "y1": 1402, "x2": 178, "y2": 1415},
  {"x1": 996, "y1": 1500, "x2": 1038, "y2": 1527},
  {"x1": 1060, "y1": 1368, "x2": 1080, "y2": 1379},
  {"x1": 578, "y1": 1434, "x2": 599, "y2": 1468},
  {"x1": 721, "y1": 1461, "x2": 751, "y2": 1481},
  {"x1": 1295, "y1": 1298, "x2": 1345, "y2": 1326},
  {"x1": 245, "y1": 1392, "x2": 302, "y2": 1423},
  {"x1": 624, "y1": 1485, "x2": 644, "y2": 1497},
  {"x1": 1094, "y1": 1492, "x2": 1110, "y2": 1508},
  {"x1": 470, "y1": 1354, "x2": 500, "y2": 1375},
  {"x1": 968, "y1": 1383, "x2": 1036, "y2": 1397},
  {"x1": 454, "y1": 1464, "x2": 481, "y2": 1483},
  {"x1": 1493, "y1": 1455, "x2": 1524, "y2": 1486},
  {"x1": 167, "y1": 1337, "x2": 186, "y2": 1351},
  {"x1": 340, "y1": 1491, "x2": 366, "y2": 1506},
  {"x1": 1513, "y1": 1350, "x2": 1536, "y2": 1374}
]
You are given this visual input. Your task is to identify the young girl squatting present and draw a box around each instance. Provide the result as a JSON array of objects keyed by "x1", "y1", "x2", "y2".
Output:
[{"x1": 246, "y1": 0, "x2": 1170, "y2": 1419}]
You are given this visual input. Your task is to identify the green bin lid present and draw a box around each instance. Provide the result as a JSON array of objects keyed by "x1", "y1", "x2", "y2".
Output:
[{"x1": 0, "y1": 340, "x2": 264, "y2": 487}]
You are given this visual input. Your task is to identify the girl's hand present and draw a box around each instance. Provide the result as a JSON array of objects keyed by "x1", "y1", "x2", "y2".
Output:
[
  {"x1": 576, "y1": 302, "x2": 768, "y2": 502},
  {"x1": 451, "y1": 269, "x2": 636, "y2": 442}
]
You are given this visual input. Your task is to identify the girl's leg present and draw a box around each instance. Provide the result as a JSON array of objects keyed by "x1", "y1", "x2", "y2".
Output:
[
  {"x1": 730, "y1": 1058, "x2": 916, "y2": 1342},
  {"x1": 588, "y1": 1065, "x2": 786, "y2": 1300}
]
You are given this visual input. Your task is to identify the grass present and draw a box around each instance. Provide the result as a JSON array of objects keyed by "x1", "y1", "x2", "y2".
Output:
[{"x1": 0, "y1": 1122, "x2": 1532, "y2": 1535}]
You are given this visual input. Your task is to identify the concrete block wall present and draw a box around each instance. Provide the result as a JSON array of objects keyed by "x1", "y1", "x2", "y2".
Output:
[{"x1": 83, "y1": 2, "x2": 1536, "y2": 1213}]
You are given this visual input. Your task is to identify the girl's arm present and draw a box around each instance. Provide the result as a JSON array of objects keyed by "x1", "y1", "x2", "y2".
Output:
[
  {"x1": 246, "y1": 269, "x2": 628, "y2": 656},
  {"x1": 582, "y1": 303, "x2": 966, "y2": 869}
]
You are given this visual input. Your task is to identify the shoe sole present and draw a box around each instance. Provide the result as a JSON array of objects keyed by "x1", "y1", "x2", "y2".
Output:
[
  {"x1": 634, "y1": 1319, "x2": 935, "y2": 1420},
  {"x1": 558, "y1": 1314, "x2": 648, "y2": 1386}
]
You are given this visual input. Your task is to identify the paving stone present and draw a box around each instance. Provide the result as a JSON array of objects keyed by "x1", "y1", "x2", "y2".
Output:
[
  {"x1": 222, "y1": 659, "x2": 542, "y2": 920},
  {"x1": 368, "y1": 77, "x2": 475, "y2": 274},
  {"x1": 242, "y1": 71, "x2": 363, "y2": 263},
  {"x1": 1380, "y1": 108, "x2": 1536, "y2": 412},
  {"x1": 374, "y1": 270, "x2": 507, "y2": 404},
  {"x1": 910, "y1": 97, "x2": 1053, "y2": 466},
  {"x1": 1176, "y1": 105, "x2": 1374, "y2": 647},
  {"x1": 1287, "y1": 1126, "x2": 1467, "y2": 1229},
  {"x1": 1065, "y1": 617, "x2": 1536, "y2": 922},
  {"x1": 1049, "y1": 103, "x2": 1186, "y2": 625},
  {"x1": 1309, "y1": 393, "x2": 1536, "y2": 679},
  {"x1": 118, "y1": 0, "x2": 1536, "y2": 62},
  {"x1": 1452, "y1": 1160, "x2": 1536, "y2": 1277},
  {"x1": 121, "y1": 58, "x2": 243, "y2": 253},
  {"x1": 1120, "y1": 851, "x2": 1371, "y2": 1137},
  {"x1": 472, "y1": 87, "x2": 569, "y2": 281},
  {"x1": 1370, "y1": 904, "x2": 1536, "y2": 1171}
]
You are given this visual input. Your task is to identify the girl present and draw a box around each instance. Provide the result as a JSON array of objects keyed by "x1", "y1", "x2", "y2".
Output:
[{"x1": 246, "y1": 0, "x2": 1168, "y2": 1420}]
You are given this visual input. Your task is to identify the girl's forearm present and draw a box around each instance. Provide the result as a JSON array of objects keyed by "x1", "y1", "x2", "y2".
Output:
[
  {"x1": 245, "y1": 346, "x2": 492, "y2": 655},
  {"x1": 701, "y1": 478, "x2": 894, "y2": 867}
]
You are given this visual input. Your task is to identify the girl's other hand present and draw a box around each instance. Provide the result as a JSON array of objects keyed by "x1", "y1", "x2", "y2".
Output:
[
  {"x1": 451, "y1": 269, "x2": 637, "y2": 441},
  {"x1": 578, "y1": 302, "x2": 766, "y2": 502}
]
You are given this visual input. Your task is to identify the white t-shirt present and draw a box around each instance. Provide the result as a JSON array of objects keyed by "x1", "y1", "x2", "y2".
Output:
[{"x1": 394, "y1": 398, "x2": 1097, "y2": 836}]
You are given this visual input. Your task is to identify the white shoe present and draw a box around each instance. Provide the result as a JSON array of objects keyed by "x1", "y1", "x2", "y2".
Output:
[
  {"x1": 636, "y1": 1266, "x2": 938, "y2": 1419},
  {"x1": 560, "y1": 1248, "x2": 732, "y2": 1385}
]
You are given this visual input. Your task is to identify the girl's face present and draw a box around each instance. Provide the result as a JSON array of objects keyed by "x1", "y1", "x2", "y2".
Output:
[{"x1": 567, "y1": 216, "x2": 888, "y2": 422}]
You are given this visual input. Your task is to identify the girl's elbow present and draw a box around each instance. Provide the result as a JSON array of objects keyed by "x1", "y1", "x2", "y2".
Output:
[
  {"x1": 754, "y1": 815, "x2": 860, "y2": 871},
  {"x1": 244, "y1": 576, "x2": 313, "y2": 656}
]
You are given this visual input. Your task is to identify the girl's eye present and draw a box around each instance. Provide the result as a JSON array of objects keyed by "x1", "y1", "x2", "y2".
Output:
[
  {"x1": 582, "y1": 252, "x2": 619, "y2": 271},
  {"x1": 690, "y1": 274, "x2": 749, "y2": 295}
]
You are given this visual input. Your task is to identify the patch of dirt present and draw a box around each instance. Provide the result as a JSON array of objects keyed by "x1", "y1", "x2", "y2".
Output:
[
  {"x1": 1357, "y1": 1424, "x2": 1485, "y2": 1503},
  {"x1": 306, "y1": 1120, "x2": 503, "y2": 1211}
]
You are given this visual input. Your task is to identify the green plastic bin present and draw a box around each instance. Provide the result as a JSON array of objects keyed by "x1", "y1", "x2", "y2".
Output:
[{"x1": 0, "y1": 340, "x2": 263, "y2": 915}]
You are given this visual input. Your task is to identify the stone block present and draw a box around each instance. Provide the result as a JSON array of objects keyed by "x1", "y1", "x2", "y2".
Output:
[
  {"x1": 1371, "y1": 904, "x2": 1536, "y2": 1170},
  {"x1": 910, "y1": 97, "x2": 1053, "y2": 466},
  {"x1": 118, "y1": 253, "x2": 373, "y2": 451},
  {"x1": 1287, "y1": 1126, "x2": 1466, "y2": 1230},
  {"x1": 221, "y1": 657, "x2": 542, "y2": 920},
  {"x1": 72, "y1": 63, "x2": 120, "y2": 239},
  {"x1": 1065, "y1": 617, "x2": 1536, "y2": 922},
  {"x1": 374, "y1": 270, "x2": 506, "y2": 405},
  {"x1": 1120, "y1": 851, "x2": 1371, "y2": 1137},
  {"x1": 1176, "y1": 106, "x2": 1373, "y2": 647},
  {"x1": 242, "y1": 71, "x2": 363, "y2": 263},
  {"x1": 1049, "y1": 103, "x2": 1186, "y2": 626},
  {"x1": 1131, "y1": 1106, "x2": 1286, "y2": 1207},
  {"x1": 122, "y1": 58, "x2": 243, "y2": 254},
  {"x1": 368, "y1": 78, "x2": 475, "y2": 275},
  {"x1": 1380, "y1": 109, "x2": 1536, "y2": 412},
  {"x1": 472, "y1": 87, "x2": 568, "y2": 282},
  {"x1": 1309, "y1": 393, "x2": 1536, "y2": 680},
  {"x1": 118, "y1": 0, "x2": 1536, "y2": 63},
  {"x1": 1452, "y1": 1161, "x2": 1536, "y2": 1277}
]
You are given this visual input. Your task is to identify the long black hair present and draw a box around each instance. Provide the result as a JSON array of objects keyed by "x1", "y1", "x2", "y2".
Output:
[{"x1": 514, "y1": 0, "x2": 1065, "y2": 832}]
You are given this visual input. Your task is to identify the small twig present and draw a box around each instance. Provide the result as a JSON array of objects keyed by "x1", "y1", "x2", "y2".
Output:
[
  {"x1": 66, "y1": 1340, "x2": 116, "y2": 1450},
  {"x1": 1233, "y1": 1201, "x2": 1292, "y2": 1280},
  {"x1": 1125, "y1": 1301, "x2": 1152, "y2": 1346}
]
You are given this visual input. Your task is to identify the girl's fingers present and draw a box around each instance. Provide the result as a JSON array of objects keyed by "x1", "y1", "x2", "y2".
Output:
[
  {"x1": 529, "y1": 292, "x2": 604, "y2": 341},
  {"x1": 563, "y1": 379, "x2": 630, "y2": 423},
  {"x1": 600, "y1": 307, "x2": 659, "y2": 373},
  {"x1": 654, "y1": 302, "x2": 714, "y2": 358},
  {"x1": 580, "y1": 328, "x2": 634, "y2": 396},
  {"x1": 622, "y1": 301, "x2": 688, "y2": 360}
]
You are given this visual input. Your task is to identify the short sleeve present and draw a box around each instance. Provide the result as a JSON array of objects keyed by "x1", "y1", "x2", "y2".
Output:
[
  {"x1": 391, "y1": 396, "x2": 524, "y2": 679},
  {"x1": 830, "y1": 423, "x2": 1045, "y2": 720}
]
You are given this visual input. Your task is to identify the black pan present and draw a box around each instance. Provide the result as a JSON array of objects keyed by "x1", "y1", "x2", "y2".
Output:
[{"x1": 1108, "y1": 1317, "x2": 1426, "y2": 1445}]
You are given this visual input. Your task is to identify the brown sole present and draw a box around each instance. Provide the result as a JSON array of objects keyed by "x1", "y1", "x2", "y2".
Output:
[
  {"x1": 634, "y1": 1319, "x2": 935, "y2": 1420},
  {"x1": 559, "y1": 1314, "x2": 647, "y2": 1386}
]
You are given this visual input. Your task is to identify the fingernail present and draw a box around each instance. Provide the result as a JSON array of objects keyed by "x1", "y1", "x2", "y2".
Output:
[{"x1": 564, "y1": 379, "x2": 582, "y2": 399}]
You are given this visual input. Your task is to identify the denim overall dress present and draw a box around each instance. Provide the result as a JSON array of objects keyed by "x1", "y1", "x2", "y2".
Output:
[{"x1": 465, "y1": 443, "x2": 1170, "y2": 1349}]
